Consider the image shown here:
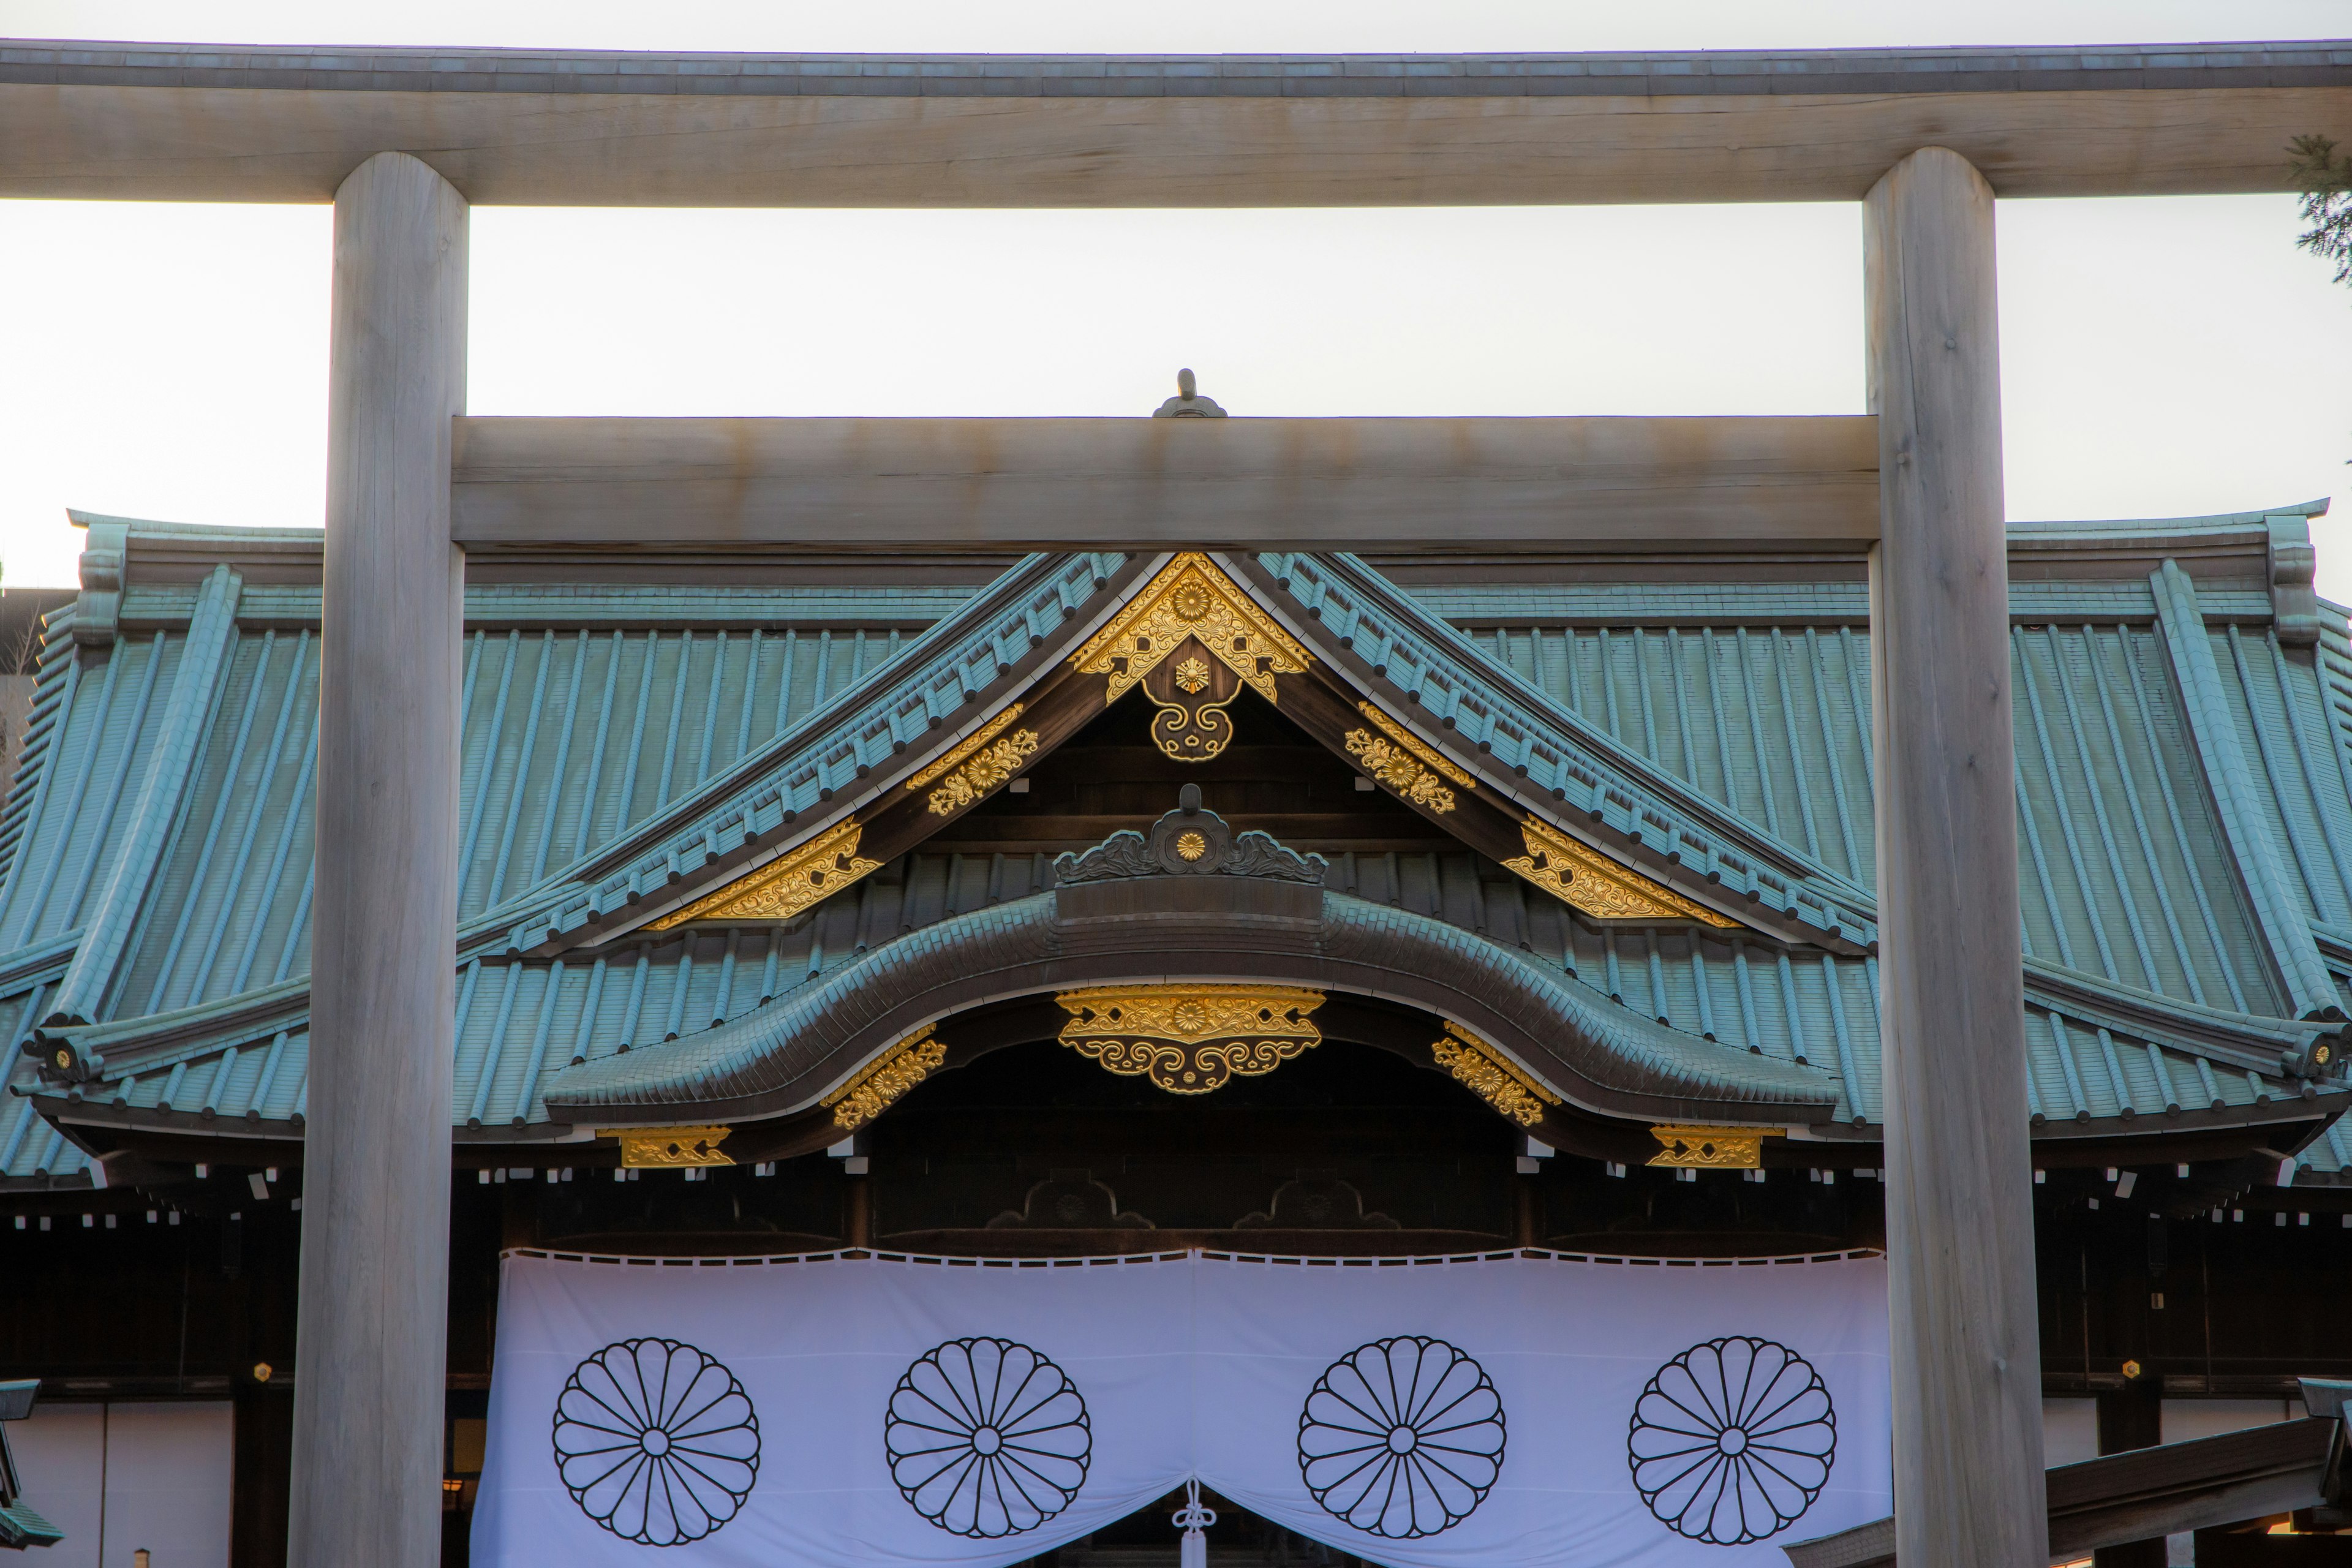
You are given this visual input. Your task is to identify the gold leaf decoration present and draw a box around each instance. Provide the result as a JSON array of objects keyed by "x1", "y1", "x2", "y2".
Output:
[
  {"x1": 1056, "y1": 983, "x2": 1323, "y2": 1095},
  {"x1": 1344, "y1": 729, "x2": 1458, "y2": 813},
  {"x1": 1648, "y1": 1124, "x2": 1783, "y2": 1170},
  {"x1": 649, "y1": 818, "x2": 882, "y2": 929},
  {"x1": 926, "y1": 729, "x2": 1039, "y2": 815},
  {"x1": 1429, "y1": 1023, "x2": 1560, "y2": 1128},
  {"x1": 1070, "y1": 553, "x2": 1311, "y2": 705},
  {"x1": 1173, "y1": 655, "x2": 1212, "y2": 694},
  {"x1": 1355, "y1": 701, "x2": 1477, "y2": 787},
  {"x1": 823, "y1": 1030, "x2": 949, "y2": 1131},
  {"x1": 1502, "y1": 816, "x2": 1736, "y2": 926},
  {"x1": 907, "y1": 704, "x2": 1026, "y2": 790},
  {"x1": 605, "y1": 1125, "x2": 734, "y2": 1168}
]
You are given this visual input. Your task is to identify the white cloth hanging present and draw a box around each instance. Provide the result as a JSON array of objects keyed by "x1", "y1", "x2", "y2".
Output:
[{"x1": 473, "y1": 1248, "x2": 1890, "y2": 1568}]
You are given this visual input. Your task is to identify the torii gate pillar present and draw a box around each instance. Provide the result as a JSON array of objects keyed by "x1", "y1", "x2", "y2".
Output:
[
  {"x1": 1866, "y1": 146, "x2": 2049, "y2": 1564},
  {"x1": 290, "y1": 150, "x2": 467, "y2": 1568}
]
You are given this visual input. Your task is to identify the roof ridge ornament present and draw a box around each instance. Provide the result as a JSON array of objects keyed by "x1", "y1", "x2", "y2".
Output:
[
  {"x1": 1151, "y1": 368, "x2": 1226, "y2": 418},
  {"x1": 1053, "y1": 785, "x2": 1327, "y2": 886}
]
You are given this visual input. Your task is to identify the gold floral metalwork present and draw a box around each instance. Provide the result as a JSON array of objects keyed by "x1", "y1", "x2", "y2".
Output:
[
  {"x1": 650, "y1": 818, "x2": 883, "y2": 929},
  {"x1": 1648, "y1": 1125, "x2": 1782, "y2": 1170},
  {"x1": 607, "y1": 1126, "x2": 735, "y2": 1168},
  {"x1": 1173, "y1": 656, "x2": 1212, "y2": 694},
  {"x1": 1355, "y1": 702, "x2": 1476, "y2": 787},
  {"x1": 1344, "y1": 729, "x2": 1457, "y2": 813},
  {"x1": 1056, "y1": 984, "x2": 1323, "y2": 1095},
  {"x1": 1175, "y1": 831, "x2": 1208, "y2": 861},
  {"x1": 1502, "y1": 816, "x2": 1736, "y2": 926},
  {"x1": 926, "y1": 729, "x2": 1039, "y2": 815},
  {"x1": 1069, "y1": 553, "x2": 1312, "y2": 704},
  {"x1": 1429, "y1": 1023, "x2": 1560, "y2": 1128},
  {"x1": 907, "y1": 704, "x2": 1026, "y2": 790},
  {"x1": 823, "y1": 1030, "x2": 949, "y2": 1131}
]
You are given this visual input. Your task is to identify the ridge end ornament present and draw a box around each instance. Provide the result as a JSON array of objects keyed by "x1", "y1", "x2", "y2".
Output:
[
  {"x1": 1430, "y1": 1023, "x2": 1560, "y2": 1128},
  {"x1": 649, "y1": 817, "x2": 882, "y2": 930},
  {"x1": 1056, "y1": 982, "x2": 1324, "y2": 1094},
  {"x1": 1502, "y1": 815, "x2": 1736, "y2": 927},
  {"x1": 1069, "y1": 554, "x2": 1311, "y2": 763},
  {"x1": 823, "y1": 1029, "x2": 948, "y2": 1130}
]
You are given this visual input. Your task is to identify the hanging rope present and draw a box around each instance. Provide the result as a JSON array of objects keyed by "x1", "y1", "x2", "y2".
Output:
[{"x1": 1172, "y1": 1477, "x2": 1217, "y2": 1568}]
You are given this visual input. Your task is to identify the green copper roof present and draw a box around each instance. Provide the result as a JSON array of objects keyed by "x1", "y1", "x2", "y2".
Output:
[{"x1": 5, "y1": 509, "x2": 2351, "y2": 1190}]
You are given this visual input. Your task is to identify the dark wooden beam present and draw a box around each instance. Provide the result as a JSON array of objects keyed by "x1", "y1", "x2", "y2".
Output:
[
  {"x1": 449, "y1": 415, "x2": 1880, "y2": 554},
  {"x1": 1782, "y1": 1417, "x2": 2343, "y2": 1567}
]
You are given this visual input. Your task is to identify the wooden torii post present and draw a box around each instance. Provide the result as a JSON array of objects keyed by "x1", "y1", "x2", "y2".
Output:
[{"x1": 5, "y1": 37, "x2": 2346, "y2": 1568}]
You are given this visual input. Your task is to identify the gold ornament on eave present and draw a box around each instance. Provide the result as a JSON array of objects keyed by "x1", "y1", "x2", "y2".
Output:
[
  {"x1": 823, "y1": 1029, "x2": 948, "y2": 1131},
  {"x1": 1429, "y1": 1022, "x2": 1559, "y2": 1128},
  {"x1": 1055, "y1": 983, "x2": 1323, "y2": 1095},
  {"x1": 1501, "y1": 816, "x2": 1735, "y2": 927},
  {"x1": 649, "y1": 818, "x2": 883, "y2": 929}
]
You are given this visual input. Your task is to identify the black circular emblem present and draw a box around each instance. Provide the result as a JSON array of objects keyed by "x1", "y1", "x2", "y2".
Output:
[
  {"x1": 1628, "y1": 1336, "x2": 1837, "y2": 1545},
  {"x1": 1297, "y1": 1336, "x2": 1506, "y2": 1539},
  {"x1": 884, "y1": 1337, "x2": 1092, "y2": 1538},
  {"x1": 551, "y1": 1339, "x2": 760, "y2": 1545}
]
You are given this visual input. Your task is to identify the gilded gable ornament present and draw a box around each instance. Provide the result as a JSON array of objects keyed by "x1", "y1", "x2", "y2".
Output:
[
  {"x1": 1069, "y1": 554, "x2": 1311, "y2": 763},
  {"x1": 1428, "y1": 1023, "x2": 1560, "y2": 1128},
  {"x1": 823, "y1": 1029, "x2": 949, "y2": 1131},
  {"x1": 1502, "y1": 816, "x2": 1735, "y2": 927},
  {"x1": 908, "y1": 704, "x2": 1039, "y2": 814},
  {"x1": 649, "y1": 818, "x2": 883, "y2": 930},
  {"x1": 1343, "y1": 704, "x2": 1471, "y2": 814},
  {"x1": 1056, "y1": 984, "x2": 1323, "y2": 1094}
]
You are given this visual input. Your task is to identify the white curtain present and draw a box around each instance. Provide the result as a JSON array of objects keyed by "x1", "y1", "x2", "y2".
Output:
[{"x1": 475, "y1": 1250, "x2": 1889, "y2": 1567}]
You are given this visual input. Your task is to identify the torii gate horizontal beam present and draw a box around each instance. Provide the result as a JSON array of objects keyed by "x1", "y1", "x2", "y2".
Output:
[
  {"x1": 447, "y1": 414, "x2": 1880, "y2": 554},
  {"x1": 1, "y1": 39, "x2": 2346, "y2": 205}
]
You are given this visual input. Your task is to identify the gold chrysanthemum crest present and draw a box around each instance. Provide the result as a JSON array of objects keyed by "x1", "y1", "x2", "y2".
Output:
[{"x1": 1069, "y1": 553, "x2": 1311, "y2": 704}]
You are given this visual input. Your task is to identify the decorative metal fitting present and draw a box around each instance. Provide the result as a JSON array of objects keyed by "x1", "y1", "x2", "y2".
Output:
[{"x1": 606, "y1": 1126, "x2": 736, "y2": 1168}]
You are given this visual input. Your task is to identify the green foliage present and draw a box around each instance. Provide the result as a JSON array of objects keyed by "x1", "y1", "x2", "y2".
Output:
[{"x1": 2290, "y1": 134, "x2": 2352, "y2": 288}]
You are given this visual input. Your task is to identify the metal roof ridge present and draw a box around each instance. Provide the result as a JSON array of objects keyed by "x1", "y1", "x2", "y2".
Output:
[
  {"x1": 1255, "y1": 551, "x2": 1880, "y2": 944},
  {"x1": 2153, "y1": 562, "x2": 2345, "y2": 1025},
  {"x1": 509, "y1": 551, "x2": 1129, "y2": 954}
]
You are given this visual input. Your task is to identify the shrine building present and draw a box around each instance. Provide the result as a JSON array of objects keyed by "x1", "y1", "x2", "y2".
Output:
[{"x1": 2, "y1": 32, "x2": 2351, "y2": 1568}]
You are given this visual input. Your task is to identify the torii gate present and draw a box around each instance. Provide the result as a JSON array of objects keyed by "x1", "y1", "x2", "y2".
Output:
[{"x1": 6, "y1": 36, "x2": 2348, "y2": 1568}]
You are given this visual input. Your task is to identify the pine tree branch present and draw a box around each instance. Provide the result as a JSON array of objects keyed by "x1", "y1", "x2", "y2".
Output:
[{"x1": 2289, "y1": 134, "x2": 2352, "y2": 288}]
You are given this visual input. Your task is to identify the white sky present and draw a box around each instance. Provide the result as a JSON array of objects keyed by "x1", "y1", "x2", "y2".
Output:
[{"x1": 2, "y1": 0, "x2": 2349, "y2": 594}]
